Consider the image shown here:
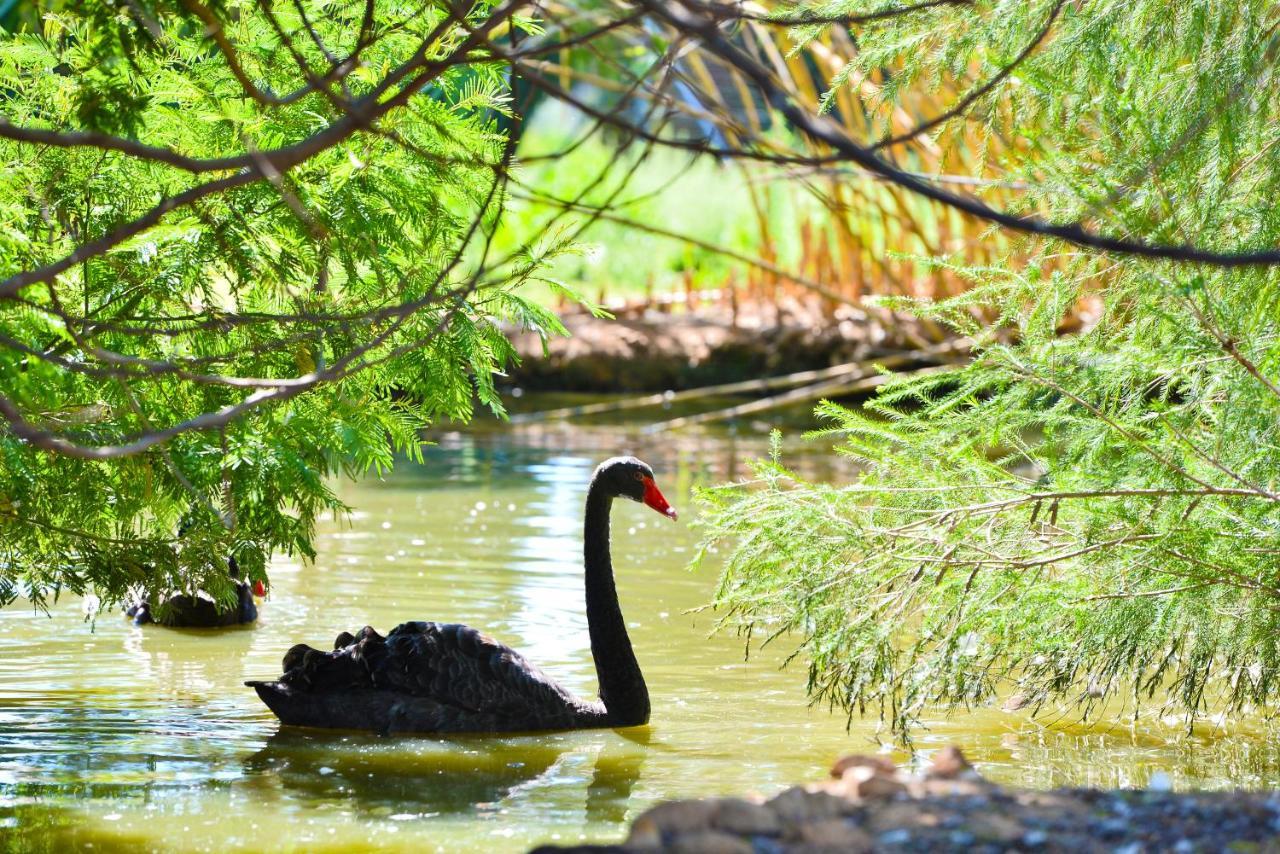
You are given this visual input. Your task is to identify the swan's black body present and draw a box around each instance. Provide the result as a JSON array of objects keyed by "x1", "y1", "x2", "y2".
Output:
[
  {"x1": 247, "y1": 457, "x2": 676, "y2": 734},
  {"x1": 248, "y1": 622, "x2": 604, "y2": 732},
  {"x1": 127, "y1": 557, "x2": 258, "y2": 628},
  {"x1": 128, "y1": 583, "x2": 257, "y2": 628}
]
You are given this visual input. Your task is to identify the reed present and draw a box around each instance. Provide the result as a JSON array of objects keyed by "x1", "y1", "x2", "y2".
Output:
[
  {"x1": 691, "y1": 17, "x2": 1035, "y2": 317},
  {"x1": 511, "y1": 1, "x2": 1076, "y2": 331}
]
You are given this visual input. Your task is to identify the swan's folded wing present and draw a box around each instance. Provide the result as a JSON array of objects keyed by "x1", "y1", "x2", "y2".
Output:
[{"x1": 374, "y1": 621, "x2": 582, "y2": 717}]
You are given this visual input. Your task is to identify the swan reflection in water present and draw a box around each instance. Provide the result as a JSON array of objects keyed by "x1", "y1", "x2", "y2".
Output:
[{"x1": 242, "y1": 726, "x2": 650, "y2": 823}]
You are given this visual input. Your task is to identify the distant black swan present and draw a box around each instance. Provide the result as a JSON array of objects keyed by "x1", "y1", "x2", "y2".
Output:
[
  {"x1": 247, "y1": 456, "x2": 677, "y2": 733},
  {"x1": 127, "y1": 556, "x2": 264, "y2": 628}
]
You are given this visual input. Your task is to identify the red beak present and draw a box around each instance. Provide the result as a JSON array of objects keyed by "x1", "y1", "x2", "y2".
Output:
[
  {"x1": 641, "y1": 477, "x2": 678, "y2": 521},
  {"x1": 253, "y1": 580, "x2": 267, "y2": 597}
]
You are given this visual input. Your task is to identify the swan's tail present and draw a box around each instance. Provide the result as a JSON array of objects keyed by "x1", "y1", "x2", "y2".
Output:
[
  {"x1": 247, "y1": 679, "x2": 413, "y2": 733},
  {"x1": 245, "y1": 680, "x2": 301, "y2": 723}
]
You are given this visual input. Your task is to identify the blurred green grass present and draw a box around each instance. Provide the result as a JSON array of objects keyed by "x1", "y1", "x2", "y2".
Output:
[{"x1": 499, "y1": 102, "x2": 831, "y2": 303}]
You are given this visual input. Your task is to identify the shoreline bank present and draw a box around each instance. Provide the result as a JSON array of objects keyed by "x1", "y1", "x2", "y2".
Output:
[
  {"x1": 504, "y1": 304, "x2": 961, "y2": 393},
  {"x1": 532, "y1": 748, "x2": 1280, "y2": 853}
]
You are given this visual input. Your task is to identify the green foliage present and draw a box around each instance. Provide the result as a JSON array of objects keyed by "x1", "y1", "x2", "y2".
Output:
[
  {"x1": 497, "y1": 105, "x2": 841, "y2": 300},
  {"x1": 0, "y1": 2, "x2": 564, "y2": 610},
  {"x1": 697, "y1": 1, "x2": 1280, "y2": 733}
]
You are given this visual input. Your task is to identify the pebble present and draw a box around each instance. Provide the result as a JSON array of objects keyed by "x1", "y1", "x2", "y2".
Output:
[
  {"x1": 966, "y1": 812, "x2": 1023, "y2": 843},
  {"x1": 667, "y1": 831, "x2": 752, "y2": 854},
  {"x1": 766, "y1": 787, "x2": 850, "y2": 826},
  {"x1": 847, "y1": 770, "x2": 907, "y2": 800},
  {"x1": 1022, "y1": 828, "x2": 1048, "y2": 847},
  {"x1": 926, "y1": 746, "x2": 973, "y2": 780},
  {"x1": 797, "y1": 819, "x2": 873, "y2": 850},
  {"x1": 1097, "y1": 817, "x2": 1130, "y2": 838},
  {"x1": 831, "y1": 754, "x2": 897, "y2": 778},
  {"x1": 877, "y1": 828, "x2": 913, "y2": 845},
  {"x1": 749, "y1": 838, "x2": 785, "y2": 854},
  {"x1": 712, "y1": 799, "x2": 779, "y2": 836},
  {"x1": 627, "y1": 799, "x2": 720, "y2": 846},
  {"x1": 866, "y1": 803, "x2": 935, "y2": 835},
  {"x1": 1002, "y1": 692, "x2": 1031, "y2": 711}
]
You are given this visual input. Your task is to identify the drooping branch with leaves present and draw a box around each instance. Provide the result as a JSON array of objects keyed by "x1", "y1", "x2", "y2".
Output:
[
  {"x1": 695, "y1": 2, "x2": 1280, "y2": 733},
  {"x1": 0, "y1": 0, "x2": 574, "y2": 607},
  {"x1": 3, "y1": 0, "x2": 1279, "y2": 649}
]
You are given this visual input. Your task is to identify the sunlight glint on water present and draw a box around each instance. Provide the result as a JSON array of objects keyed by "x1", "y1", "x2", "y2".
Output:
[{"x1": 2, "y1": 422, "x2": 1279, "y2": 852}]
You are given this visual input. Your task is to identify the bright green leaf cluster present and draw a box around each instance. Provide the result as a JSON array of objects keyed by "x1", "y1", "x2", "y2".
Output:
[{"x1": 0, "y1": 1, "x2": 566, "y2": 611}]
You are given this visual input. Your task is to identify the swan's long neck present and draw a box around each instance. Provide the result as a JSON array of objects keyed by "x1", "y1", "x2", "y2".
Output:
[{"x1": 583, "y1": 482, "x2": 649, "y2": 726}]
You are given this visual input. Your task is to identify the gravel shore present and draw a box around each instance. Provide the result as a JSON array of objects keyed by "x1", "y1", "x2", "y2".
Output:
[{"x1": 532, "y1": 747, "x2": 1280, "y2": 853}]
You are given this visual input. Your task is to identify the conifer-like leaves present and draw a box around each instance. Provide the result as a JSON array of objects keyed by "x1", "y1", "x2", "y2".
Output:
[
  {"x1": 0, "y1": 1, "x2": 561, "y2": 610},
  {"x1": 697, "y1": 0, "x2": 1280, "y2": 734}
]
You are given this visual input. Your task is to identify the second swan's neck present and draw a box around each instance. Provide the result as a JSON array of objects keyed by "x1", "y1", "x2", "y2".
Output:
[{"x1": 583, "y1": 482, "x2": 650, "y2": 726}]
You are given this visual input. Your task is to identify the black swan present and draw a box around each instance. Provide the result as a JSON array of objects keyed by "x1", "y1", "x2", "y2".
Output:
[
  {"x1": 127, "y1": 556, "x2": 265, "y2": 628},
  {"x1": 246, "y1": 456, "x2": 677, "y2": 733}
]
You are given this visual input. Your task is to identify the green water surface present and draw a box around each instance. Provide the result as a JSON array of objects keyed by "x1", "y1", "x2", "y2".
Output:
[{"x1": 2, "y1": 420, "x2": 1278, "y2": 852}]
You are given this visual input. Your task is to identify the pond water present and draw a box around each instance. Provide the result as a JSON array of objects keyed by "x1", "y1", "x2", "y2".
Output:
[{"x1": 3, "y1": 413, "x2": 1279, "y2": 852}]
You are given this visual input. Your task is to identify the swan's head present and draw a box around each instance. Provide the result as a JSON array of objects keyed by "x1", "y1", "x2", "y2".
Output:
[{"x1": 594, "y1": 456, "x2": 678, "y2": 521}]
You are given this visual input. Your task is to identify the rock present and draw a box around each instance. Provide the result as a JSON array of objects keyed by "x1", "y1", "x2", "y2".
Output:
[
  {"x1": 539, "y1": 743, "x2": 1280, "y2": 854},
  {"x1": 830, "y1": 754, "x2": 897, "y2": 779},
  {"x1": 1022, "y1": 828, "x2": 1049, "y2": 848},
  {"x1": 925, "y1": 746, "x2": 974, "y2": 780},
  {"x1": 842, "y1": 765, "x2": 906, "y2": 800},
  {"x1": 713, "y1": 798, "x2": 781, "y2": 836},
  {"x1": 1002, "y1": 692, "x2": 1031, "y2": 711},
  {"x1": 667, "y1": 831, "x2": 753, "y2": 854},
  {"x1": 795, "y1": 819, "x2": 873, "y2": 851},
  {"x1": 917, "y1": 777, "x2": 992, "y2": 798},
  {"x1": 627, "y1": 800, "x2": 719, "y2": 846},
  {"x1": 866, "y1": 803, "x2": 939, "y2": 835},
  {"x1": 767, "y1": 787, "x2": 853, "y2": 827},
  {"x1": 834, "y1": 763, "x2": 906, "y2": 804},
  {"x1": 876, "y1": 828, "x2": 912, "y2": 846},
  {"x1": 967, "y1": 812, "x2": 1025, "y2": 843},
  {"x1": 622, "y1": 817, "x2": 663, "y2": 850},
  {"x1": 1094, "y1": 816, "x2": 1129, "y2": 839},
  {"x1": 1012, "y1": 789, "x2": 1091, "y2": 821}
]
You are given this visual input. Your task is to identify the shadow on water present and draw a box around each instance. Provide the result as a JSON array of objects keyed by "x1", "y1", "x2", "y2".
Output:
[
  {"x1": 244, "y1": 729, "x2": 565, "y2": 816},
  {"x1": 585, "y1": 727, "x2": 649, "y2": 825},
  {"x1": 240, "y1": 725, "x2": 649, "y2": 822}
]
